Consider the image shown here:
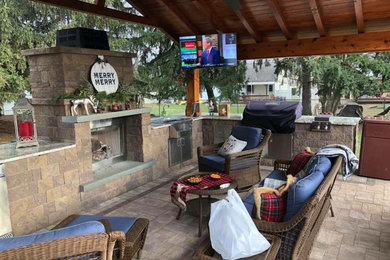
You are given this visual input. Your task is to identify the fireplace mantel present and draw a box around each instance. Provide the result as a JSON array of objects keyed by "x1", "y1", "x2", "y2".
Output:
[{"x1": 61, "y1": 108, "x2": 152, "y2": 123}]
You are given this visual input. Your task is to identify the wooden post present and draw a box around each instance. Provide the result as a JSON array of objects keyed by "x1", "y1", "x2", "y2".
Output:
[{"x1": 186, "y1": 69, "x2": 201, "y2": 116}]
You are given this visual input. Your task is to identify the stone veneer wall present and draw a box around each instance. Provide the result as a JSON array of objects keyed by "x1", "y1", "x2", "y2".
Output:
[
  {"x1": 0, "y1": 116, "x2": 15, "y2": 134},
  {"x1": 5, "y1": 147, "x2": 82, "y2": 235},
  {"x1": 293, "y1": 122, "x2": 359, "y2": 155}
]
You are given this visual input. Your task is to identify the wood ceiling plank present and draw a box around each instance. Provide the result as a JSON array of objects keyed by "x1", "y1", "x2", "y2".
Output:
[
  {"x1": 125, "y1": 0, "x2": 179, "y2": 42},
  {"x1": 238, "y1": 31, "x2": 390, "y2": 59},
  {"x1": 158, "y1": 0, "x2": 200, "y2": 35},
  {"x1": 308, "y1": 0, "x2": 326, "y2": 36},
  {"x1": 191, "y1": 0, "x2": 226, "y2": 33},
  {"x1": 30, "y1": 0, "x2": 159, "y2": 27},
  {"x1": 94, "y1": 0, "x2": 106, "y2": 8},
  {"x1": 234, "y1": 8, "x2": 262, "y2": 42},
  {"x1": 354, "y1": 0, "x2": 365, "y2": 33},
  {"x1": 265, "y1": 0, "x2": 293, "y2": 39}
]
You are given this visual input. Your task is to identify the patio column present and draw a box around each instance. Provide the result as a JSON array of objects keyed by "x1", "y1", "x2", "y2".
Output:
[{"x1": 186, "y1": 69, "x2": 201, "y2": 117}]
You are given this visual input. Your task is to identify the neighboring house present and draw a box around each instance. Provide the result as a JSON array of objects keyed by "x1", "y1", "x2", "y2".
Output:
[{"x1": 244, "y1": 61, "x2": 299, "y2": 100}]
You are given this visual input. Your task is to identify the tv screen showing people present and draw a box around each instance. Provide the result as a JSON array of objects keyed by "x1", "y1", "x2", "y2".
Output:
[{"x1": 180, "y1": 33, "x2": 237, "y2": 69}]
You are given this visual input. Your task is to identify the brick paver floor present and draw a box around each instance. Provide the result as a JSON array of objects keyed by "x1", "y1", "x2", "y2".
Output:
[{"x1": 80, "y1": 164, "x2": 390, "y2": 260}]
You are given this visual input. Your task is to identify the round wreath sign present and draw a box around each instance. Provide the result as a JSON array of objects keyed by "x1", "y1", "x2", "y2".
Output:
[{"x1": 90, "y1": 55, "x2": 119, "y2": 94}]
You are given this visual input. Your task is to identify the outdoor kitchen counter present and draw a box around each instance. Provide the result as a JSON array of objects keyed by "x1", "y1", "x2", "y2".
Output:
[
  {"x1": 0, "y1": 140, "x2": 75, "y2": 164},
  {"x1": 202, "y1": 114, "x2": 361, "y2": 125},
  {"x1": 296, "y1": 115, "x2": 361, "y2": 125}
]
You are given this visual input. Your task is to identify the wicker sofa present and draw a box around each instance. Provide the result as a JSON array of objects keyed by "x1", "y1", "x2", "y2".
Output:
[
  {"x1": 0, "y1": 221, "x2": 124, "y2": 260},
  {"x1": 243, "y1": 155, "x2": 342, "y2": 260}
]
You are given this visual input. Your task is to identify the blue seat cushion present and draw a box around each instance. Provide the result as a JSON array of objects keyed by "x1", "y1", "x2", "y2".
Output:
[
  {"x1": 67, "y1": 215, "x2": 137, "y2": 235},
  {"x1": 243, "y1": 170, "x2": 286, "y2": 214},
  {"x1": 306, "y1": 156, "x2": 332, "y2": 177},
  {"x1": 232, "y1": 126, "x2": 262, "y2": 150},
  {"x1": 284, "y1": 167, "x2": 325, "y2": 221},
  {"x1": 0, "y1": 221, "x2": 105, "y2": 251},
  {"x1": 199, "y1": 154, "x2": 225, "y2": 172}
]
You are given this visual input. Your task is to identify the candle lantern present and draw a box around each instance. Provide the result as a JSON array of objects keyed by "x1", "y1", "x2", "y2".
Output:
[{"x1": 12, "y1": 93, "x2": 39, "y2": 148}]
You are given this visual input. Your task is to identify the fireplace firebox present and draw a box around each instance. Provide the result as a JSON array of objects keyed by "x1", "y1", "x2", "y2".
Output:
[{"x1": 90, "y1": 118, "x2": 125, "y2": 170}]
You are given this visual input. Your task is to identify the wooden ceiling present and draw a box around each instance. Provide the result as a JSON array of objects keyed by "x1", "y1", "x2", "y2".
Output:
[{"x1": 30, "y1": 0, "x2": 390, "y2": 59}]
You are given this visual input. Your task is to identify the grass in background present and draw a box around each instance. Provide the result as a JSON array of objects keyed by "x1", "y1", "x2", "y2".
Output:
[{"x1": 144, "y1": 103, "x2": 246, "y2": 117}]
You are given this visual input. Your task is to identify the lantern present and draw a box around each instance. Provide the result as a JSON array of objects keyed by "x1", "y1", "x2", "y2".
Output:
[{"x1": 13, "y1": 93, "x2": 39, "y2": 148}]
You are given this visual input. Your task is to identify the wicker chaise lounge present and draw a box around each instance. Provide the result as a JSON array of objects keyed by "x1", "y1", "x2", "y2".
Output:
[
  {"x1": 245, "y1": 156, "x2": 343, "y2": 260},
  {"x1": 53, "y1": 214, "x2": 149, "y2": 260},
  {"x1": 0, "y1": 221, "x2": 124, "y2": 260}
]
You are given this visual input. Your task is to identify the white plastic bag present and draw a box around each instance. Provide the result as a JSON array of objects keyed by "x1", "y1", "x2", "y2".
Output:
[{"x1": 209, "y1": 189, "x2": 270, "y2": 260}]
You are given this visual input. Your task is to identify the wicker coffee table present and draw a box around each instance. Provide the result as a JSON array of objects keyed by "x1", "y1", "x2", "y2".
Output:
[
  {"x1": 193, "y1": 234, "x2": 281, "y2": 260},
  {"x1": 175, "y1": 172, "x2": 237, "y2": 237}
]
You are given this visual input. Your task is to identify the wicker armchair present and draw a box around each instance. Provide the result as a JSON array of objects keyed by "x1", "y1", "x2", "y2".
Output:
[
  {"x1": 0, "y1": 222, "x2": 124, "y2": 260},
  {"x1": 52, "y1": 215, "x2": 149, "y2": 260},
  {"x1": 249, "y1": 156, "x2": 343, "y2": 260},
  {"x1": 198, "y1": 126, "x2": 271, "y2": 190}
]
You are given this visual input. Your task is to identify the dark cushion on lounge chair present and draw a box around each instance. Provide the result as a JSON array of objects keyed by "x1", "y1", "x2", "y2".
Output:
[
  {"x1": 66, "y1": 215, "x2": 137, "y2": 234},
  {"x1": 198, "y1": 154, "x2": 225, "y2": 172},
  {"x1": 0, "y1": 221, "x2": 105, "y2": 251},
  {"x1": 232, "y1": 126, "x2": 262, "y2": 150}
]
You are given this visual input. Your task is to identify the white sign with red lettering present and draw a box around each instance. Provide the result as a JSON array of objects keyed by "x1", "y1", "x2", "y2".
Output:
[{"x1": 90, "y1": 57, "x2": 119, "y2": 94}]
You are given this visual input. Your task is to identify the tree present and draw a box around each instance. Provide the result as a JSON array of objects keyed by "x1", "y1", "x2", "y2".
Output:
[
  {"x1": 312, "y1": 54, "x2": 380, "y2": 113},
  {"x1": 274, "y1": 57, "x2": 313, "y2": 115},
  {"x1": 198, "y1": 61, "x2": 247, "y2": 112}
]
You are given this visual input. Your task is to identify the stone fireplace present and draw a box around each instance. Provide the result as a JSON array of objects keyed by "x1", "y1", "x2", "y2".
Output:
[{"x1": 20, "y1": 47, "x2": 157, "y2": 209}]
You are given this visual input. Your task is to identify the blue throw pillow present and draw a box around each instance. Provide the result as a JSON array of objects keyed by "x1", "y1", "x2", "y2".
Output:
[
  {"x1": 283, "y1": 168, "x2": 325, "y2": 221},
  {"x1": 231, "y1": 126, "x2": 262, "y2": 150},
  {"x1": 0, "y1": 221, "x2": 105, "y2": 251}
]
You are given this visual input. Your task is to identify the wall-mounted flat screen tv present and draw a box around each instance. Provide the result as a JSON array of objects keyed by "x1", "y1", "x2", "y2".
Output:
[{"x1": 180, "y1": 33, "x2": 237, "y2": 69}]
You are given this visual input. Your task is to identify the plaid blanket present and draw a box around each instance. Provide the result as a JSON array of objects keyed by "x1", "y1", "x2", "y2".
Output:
[{"x1": 170, "y1": 173, "x2": 234, "y2": 210}]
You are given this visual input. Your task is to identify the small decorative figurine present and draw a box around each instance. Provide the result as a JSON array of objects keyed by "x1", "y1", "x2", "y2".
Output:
[{"x1": 70, "y1": 95, "x2": 98, "y2": 116}]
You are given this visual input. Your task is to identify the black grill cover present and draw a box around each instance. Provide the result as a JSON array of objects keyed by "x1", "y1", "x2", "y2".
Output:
[{"x1": 242, "y1": 101, "x2": 303, "y2": 133}]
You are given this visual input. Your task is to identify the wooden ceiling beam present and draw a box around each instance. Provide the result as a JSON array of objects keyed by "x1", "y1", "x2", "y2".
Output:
[
  {"x1": 158, "y1": 0, "x2": 200, "y2": 35},
  {"x1": 354, "y1": 0, "x2": 365, "y2": 33},
  {"x1": 238, "y1": 31, "x2": 390, "y2": 59},
  {"x1": 191, "y1": 0, "x2": 226, "y2": 33},
  {"x1": 125, "y1": 0, "x2": 179, "y2": 43},
  {"x1": 94, "y1": 0, "x2": 106, "y2": 8},
  {"x1": 233, "y1": 8, "x2": 262, "y2": 42},
  {"x1": 265, "y1": 0, "x2": 293, "y2": 40},
  {"x1": 30, "y1": 0, "x2": 159, "y2": 27},
  {"x1": 308, "y1": 0, "x2": 326, "y2": 36}
]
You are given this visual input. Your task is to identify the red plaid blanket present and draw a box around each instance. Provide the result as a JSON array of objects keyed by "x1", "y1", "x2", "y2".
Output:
[{"x1": 170, "y1": 173, "x2": 234, "y2": 210}]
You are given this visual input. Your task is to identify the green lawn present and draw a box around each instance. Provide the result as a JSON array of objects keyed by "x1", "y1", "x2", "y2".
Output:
[{"x1": 144, "y1": 103, "x2": 246, "y2": 117}]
